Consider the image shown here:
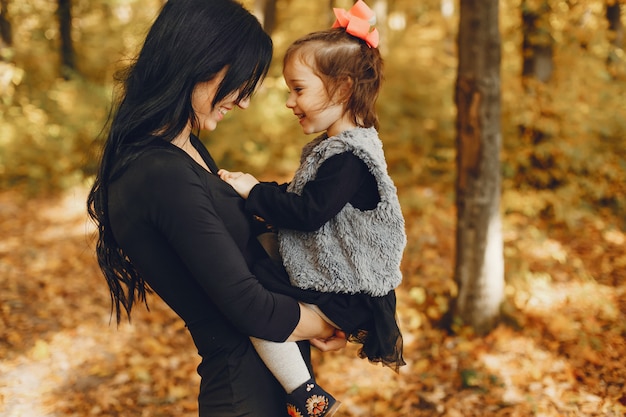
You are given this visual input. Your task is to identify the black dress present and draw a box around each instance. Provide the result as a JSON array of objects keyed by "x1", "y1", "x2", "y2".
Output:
[
  {"x1": 107, "y1": 135, "x2": 305, "y2": 416},
  {"x1": 245, "y1": 151, "x2": 405, "y2": 371}
]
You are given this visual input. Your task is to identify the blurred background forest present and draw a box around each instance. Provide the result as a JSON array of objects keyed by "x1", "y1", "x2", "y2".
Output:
[
  {"x1": 0, "y1": 0, "x2": 625, "y2": 416},
  {"x1": 1, "y1": 0, "x2": 625, "y2": 208}
]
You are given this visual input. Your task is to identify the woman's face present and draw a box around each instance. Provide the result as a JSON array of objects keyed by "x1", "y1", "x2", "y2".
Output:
[{"x1": 192, "y1": 68, "x2": 251, "y2": 131}]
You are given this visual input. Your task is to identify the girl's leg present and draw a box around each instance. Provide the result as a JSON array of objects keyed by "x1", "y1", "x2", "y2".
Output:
[
  {"x1": 302, "y1": 303, "x2": 340, "y2": 328},
  {"x1": 250, "y1": 305, "x2": 341, "y2": 416},
  {"x1": 251, "y1": 303, "x2": 339, "y2": 393},
  {"x1": 250, "y1": 337, "x2": 311, "y2": 393}
]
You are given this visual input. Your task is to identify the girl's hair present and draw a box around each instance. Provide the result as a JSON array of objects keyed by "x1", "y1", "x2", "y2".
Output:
[
  {"x1": 284, "y1": 28, "x2": 383, "y2": 129},
  {"x1": 87, "y1": 0, "x2": 272, "y2": 323}
]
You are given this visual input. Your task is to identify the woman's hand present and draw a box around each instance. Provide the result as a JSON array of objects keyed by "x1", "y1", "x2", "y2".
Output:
[
  {"x1": 310, "y1": 329, "x2": 348, "y2": 352},
  {"x1": 288, "y1": 304, "x2": 347, "y2": 351},
  {"x1": 217, "y1": 169, "x2": 259, "y2": 199},
  {"x1": 287, "y1": 303, "x2": 347, "y2": 353}
]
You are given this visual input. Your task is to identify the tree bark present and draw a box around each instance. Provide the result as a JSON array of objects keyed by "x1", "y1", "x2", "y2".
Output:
[
  {"x1": 606, "y1": 0, "x2": 623, "y2": 75},
  {"x1": 606, "y1": 1, "x2": 623, "y2": 47},
  {"x1": 451, "y1": 0, "x2": 504, "y2": 335},
  {"x1": 0, "y1": 0, "x2": 11, "y2": 48},
  {"x1": 254, "y1": 0, "x2": 277, "y2": 35},
  {"x1": 57, "y1": 0, "x2": 76, "y2": 78}
]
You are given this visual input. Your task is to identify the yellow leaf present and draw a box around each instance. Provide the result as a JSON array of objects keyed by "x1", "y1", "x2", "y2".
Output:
[{"x1": 31, "y1": 339, "x2": 50, "y2": 361}]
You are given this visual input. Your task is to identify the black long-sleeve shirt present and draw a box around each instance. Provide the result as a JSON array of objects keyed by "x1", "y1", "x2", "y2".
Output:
[
  {"x1": 107, "y1": 136, "x2": 300, "y2": 416},
  {"x1": 246, "y1": 152, "x2": 380, "y2": 231}
]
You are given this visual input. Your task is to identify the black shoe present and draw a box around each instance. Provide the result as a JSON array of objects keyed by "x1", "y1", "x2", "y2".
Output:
[{"x1": 286, "y1": 378, "x2": 341, "y2": 417}]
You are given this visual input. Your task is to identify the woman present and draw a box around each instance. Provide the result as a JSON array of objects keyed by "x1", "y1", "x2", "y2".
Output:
[{"x1": 86, "y1": 0, "x2": 344, "y2": 415}]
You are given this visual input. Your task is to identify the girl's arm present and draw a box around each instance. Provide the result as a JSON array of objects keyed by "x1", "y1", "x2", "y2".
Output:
[{"x1": 245, "y1": 152, "x2": 377, "y2": 231}]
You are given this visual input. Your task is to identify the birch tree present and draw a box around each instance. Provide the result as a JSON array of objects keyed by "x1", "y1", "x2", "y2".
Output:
[{"x1": 451, "y1": 0, "x2": 504, "y2": 335}]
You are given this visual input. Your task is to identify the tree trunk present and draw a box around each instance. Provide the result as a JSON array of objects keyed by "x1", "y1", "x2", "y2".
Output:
[
  {"x1": 606, "y1": 0, "x2": 623, "y2": 76},
  {"x1": 606, "y1": 1, "x2": 623, "y2": 47},
  {"x1": 521, "y1": 0, "x2": 553, "y2": 84},
  {"x1": 371, "y1": 0, "x2": 388, "y2": 53},
  {"x1": 451, "y1": 0, "x2": 504, "y2": 336},
  {"x1": 254, "y1": 0, "x2": 277, "y2": 35},
  {"x1": 0, "y1": 0, "x2": 11, "y2": 48},
  {"x1": 57, "y1": 0, "x2": 76, "y2": 78}
]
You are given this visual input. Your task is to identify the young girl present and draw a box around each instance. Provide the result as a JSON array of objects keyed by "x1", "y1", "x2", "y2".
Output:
[{"x1": 219, "y1": 2, "x2": 406, "y2": 416}]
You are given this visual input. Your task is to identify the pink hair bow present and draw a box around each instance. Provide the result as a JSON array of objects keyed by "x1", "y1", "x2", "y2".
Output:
[{"x1": 332, "y1": 0, "x2": 380, "y2": 48}]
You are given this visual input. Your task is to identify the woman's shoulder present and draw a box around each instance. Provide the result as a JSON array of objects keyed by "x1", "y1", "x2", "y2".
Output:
[
  {"x1": 137, "y1": 143, "x2": 185, "y2": 167},
  {"x1": 123, "y1": 143, "x2": 196, "y2": 184}
]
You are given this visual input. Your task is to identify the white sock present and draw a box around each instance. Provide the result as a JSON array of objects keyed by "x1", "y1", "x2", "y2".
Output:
[{"x1": 250, "y1": 337, "x2": 311, "y2": 393}]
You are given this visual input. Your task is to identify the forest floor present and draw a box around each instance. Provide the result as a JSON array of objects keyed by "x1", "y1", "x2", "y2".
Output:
[{"x1": 0, "y1": 184, "x2": 624, "y2": 417}]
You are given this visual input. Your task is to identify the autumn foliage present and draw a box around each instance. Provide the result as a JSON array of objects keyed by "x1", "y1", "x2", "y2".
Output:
[{"x1": 1, "y1": 0, "x2": 625, "y2": 416}]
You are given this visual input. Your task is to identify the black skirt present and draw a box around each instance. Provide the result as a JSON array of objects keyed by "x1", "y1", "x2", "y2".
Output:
[{"x1": 253, "y1": 258, "x2": 406, "y2": 372}]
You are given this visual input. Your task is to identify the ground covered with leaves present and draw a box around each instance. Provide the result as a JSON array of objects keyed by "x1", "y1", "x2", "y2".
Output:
[{"x1": 0, "y1": 184, "x2": 624, "y2": 417}]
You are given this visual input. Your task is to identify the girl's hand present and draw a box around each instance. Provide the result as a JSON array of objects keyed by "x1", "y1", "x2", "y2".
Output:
[
  {"x1": 217, "y1": 169, "x2": 259, "y2": 199},
  {"x1": 217, "y1": 168, "x2": 243, "y2": 182}
]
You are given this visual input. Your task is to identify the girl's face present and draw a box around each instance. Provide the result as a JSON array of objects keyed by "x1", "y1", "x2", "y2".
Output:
[
  {"x1": 192, "y1": 68, "x2": 250, "y2": 131},
  {"x1": 283, "y1": 57, "x2": 355, "y2": 137}
]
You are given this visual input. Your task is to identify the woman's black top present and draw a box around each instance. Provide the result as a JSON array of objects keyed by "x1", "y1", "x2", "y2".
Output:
[{"x1": 107, "y1": 135, "x2": 302, "y2": 416}]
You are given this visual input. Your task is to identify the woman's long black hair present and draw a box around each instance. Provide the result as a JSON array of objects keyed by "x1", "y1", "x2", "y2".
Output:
[{"x1": 87, "y1": 0, "x2": 273, "y2": 323}]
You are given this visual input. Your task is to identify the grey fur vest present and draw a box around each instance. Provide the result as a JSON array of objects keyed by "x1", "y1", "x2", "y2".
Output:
[{"x1": 278, "y1": 127, "x2": 406, "y2": 296}]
